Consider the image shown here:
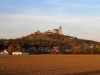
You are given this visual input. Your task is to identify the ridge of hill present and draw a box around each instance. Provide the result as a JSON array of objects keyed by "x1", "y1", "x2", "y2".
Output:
[{"x1": 21, "y1": 33, "x2": 98, "y2": 46}]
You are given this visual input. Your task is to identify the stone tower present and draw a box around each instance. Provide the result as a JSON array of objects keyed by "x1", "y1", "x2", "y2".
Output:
[{"x1": 59, "y1": 26, "x2": 62, "y2": 35}]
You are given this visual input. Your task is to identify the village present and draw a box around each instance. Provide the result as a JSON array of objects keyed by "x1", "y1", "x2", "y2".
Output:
[
  {"x1": 0, "y1": 46, "x2": 67, "y2": 55},
  {"x1": 0, "y1": 44, "x2": 97, "y2": 55}
]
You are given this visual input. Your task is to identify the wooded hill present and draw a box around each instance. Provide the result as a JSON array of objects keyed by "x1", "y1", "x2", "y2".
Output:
[{"x1": 0, "y1": 33, "x2": 100, "y2": 54}]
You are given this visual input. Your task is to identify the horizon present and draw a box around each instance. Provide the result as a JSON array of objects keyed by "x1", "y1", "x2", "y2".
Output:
[{"x1": 0, "y1": 0, "x2": 100, "y2": 42}]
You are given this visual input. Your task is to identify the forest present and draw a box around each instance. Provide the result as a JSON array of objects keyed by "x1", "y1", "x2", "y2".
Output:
[{"x1": 0, "y1": 33, "x2": 100, "y2": 54}]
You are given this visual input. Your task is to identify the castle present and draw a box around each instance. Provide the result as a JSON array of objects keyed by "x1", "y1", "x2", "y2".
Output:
[
  {"x1": 52, "y1": 26, "x2": 62, "y2": 35},
  {"x1": 34, "y1": 26, "x2": 62, "y2": 35}
]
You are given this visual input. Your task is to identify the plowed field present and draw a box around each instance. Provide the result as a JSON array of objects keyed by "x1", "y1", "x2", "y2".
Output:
[{"x1": 0, "y1": 55, "x2": 100, "y2": 75}]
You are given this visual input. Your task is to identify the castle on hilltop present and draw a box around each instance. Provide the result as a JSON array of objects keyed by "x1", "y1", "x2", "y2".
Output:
[
  {"x1": 34, "y1": 26, "x2": 62, "y2": 35},
  {"x1": 52, "y1": 26, "x2": 62, "y2": 35}
]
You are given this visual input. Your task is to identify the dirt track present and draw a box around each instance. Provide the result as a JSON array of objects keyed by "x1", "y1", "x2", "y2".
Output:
[{"x1": 0, "y1": 55, "x2": 100, "y2": 75}]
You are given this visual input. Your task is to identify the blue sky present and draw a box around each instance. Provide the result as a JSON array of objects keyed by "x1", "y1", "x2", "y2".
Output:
[{"x1": 0, "y1": 0, "x2": 100, "y2": 42}]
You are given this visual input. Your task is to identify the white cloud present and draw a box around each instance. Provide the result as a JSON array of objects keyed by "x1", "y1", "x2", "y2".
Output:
[{"x1": 0, "y1": 14, "x2": 100, "y2": 41}]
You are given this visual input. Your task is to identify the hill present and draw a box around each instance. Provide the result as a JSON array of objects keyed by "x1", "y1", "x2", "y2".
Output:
[{"x1": 0, "y1": 33, "x2": 100, "y2": 54}]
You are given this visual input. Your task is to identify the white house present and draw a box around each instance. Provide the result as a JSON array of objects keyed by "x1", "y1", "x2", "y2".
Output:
[
  {"x1": 12, "y1": 52, "x2": 22, "y2": 55},
  {"x1": 12, "y1": 52, "x2": 29, "y2": 55},
  {"x1": 0, "y1": 49, "x2": 9, "y2": 55}
]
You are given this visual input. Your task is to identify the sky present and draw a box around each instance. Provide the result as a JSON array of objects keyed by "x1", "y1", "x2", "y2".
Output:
[{"x1": 0, "y1": 0, "x2": 100, "y2": 42}]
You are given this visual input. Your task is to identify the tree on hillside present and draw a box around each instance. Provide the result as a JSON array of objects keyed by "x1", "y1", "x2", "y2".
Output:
[{"x1": 8, "y1": 45, "x2": 16, "y2": 52}]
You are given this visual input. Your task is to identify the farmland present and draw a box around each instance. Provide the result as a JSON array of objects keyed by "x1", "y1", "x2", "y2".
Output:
[{"x1": 0, "y1": 55, "x2": 100, "y2": 75}]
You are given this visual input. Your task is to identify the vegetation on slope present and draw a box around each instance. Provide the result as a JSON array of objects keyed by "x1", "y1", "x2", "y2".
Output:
[{"x1": 0, "y1": 33, "x2": 100, "y2": 54}]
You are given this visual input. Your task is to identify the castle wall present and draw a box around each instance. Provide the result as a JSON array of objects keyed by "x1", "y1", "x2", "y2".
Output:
[{"x1": 52, "y1": 29, "x2": 59, "y2": 34}]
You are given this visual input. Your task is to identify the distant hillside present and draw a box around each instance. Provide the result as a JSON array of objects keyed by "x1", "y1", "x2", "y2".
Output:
[
  {"x1": 0, "y1": 33, "x2": 100, "y2": 54},
  {"x1": 21, "y1": 33, "x2": 98, "y2": 47}
]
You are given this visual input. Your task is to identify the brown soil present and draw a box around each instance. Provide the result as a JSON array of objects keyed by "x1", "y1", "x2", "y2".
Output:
[{"x1": 0, "y1": 55, "x2": 100, "y2": 75}]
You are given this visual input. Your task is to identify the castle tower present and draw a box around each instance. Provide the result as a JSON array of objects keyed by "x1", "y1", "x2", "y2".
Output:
[{"x1": 59, "y1": 26, "x2": 62, "y2": 35}]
